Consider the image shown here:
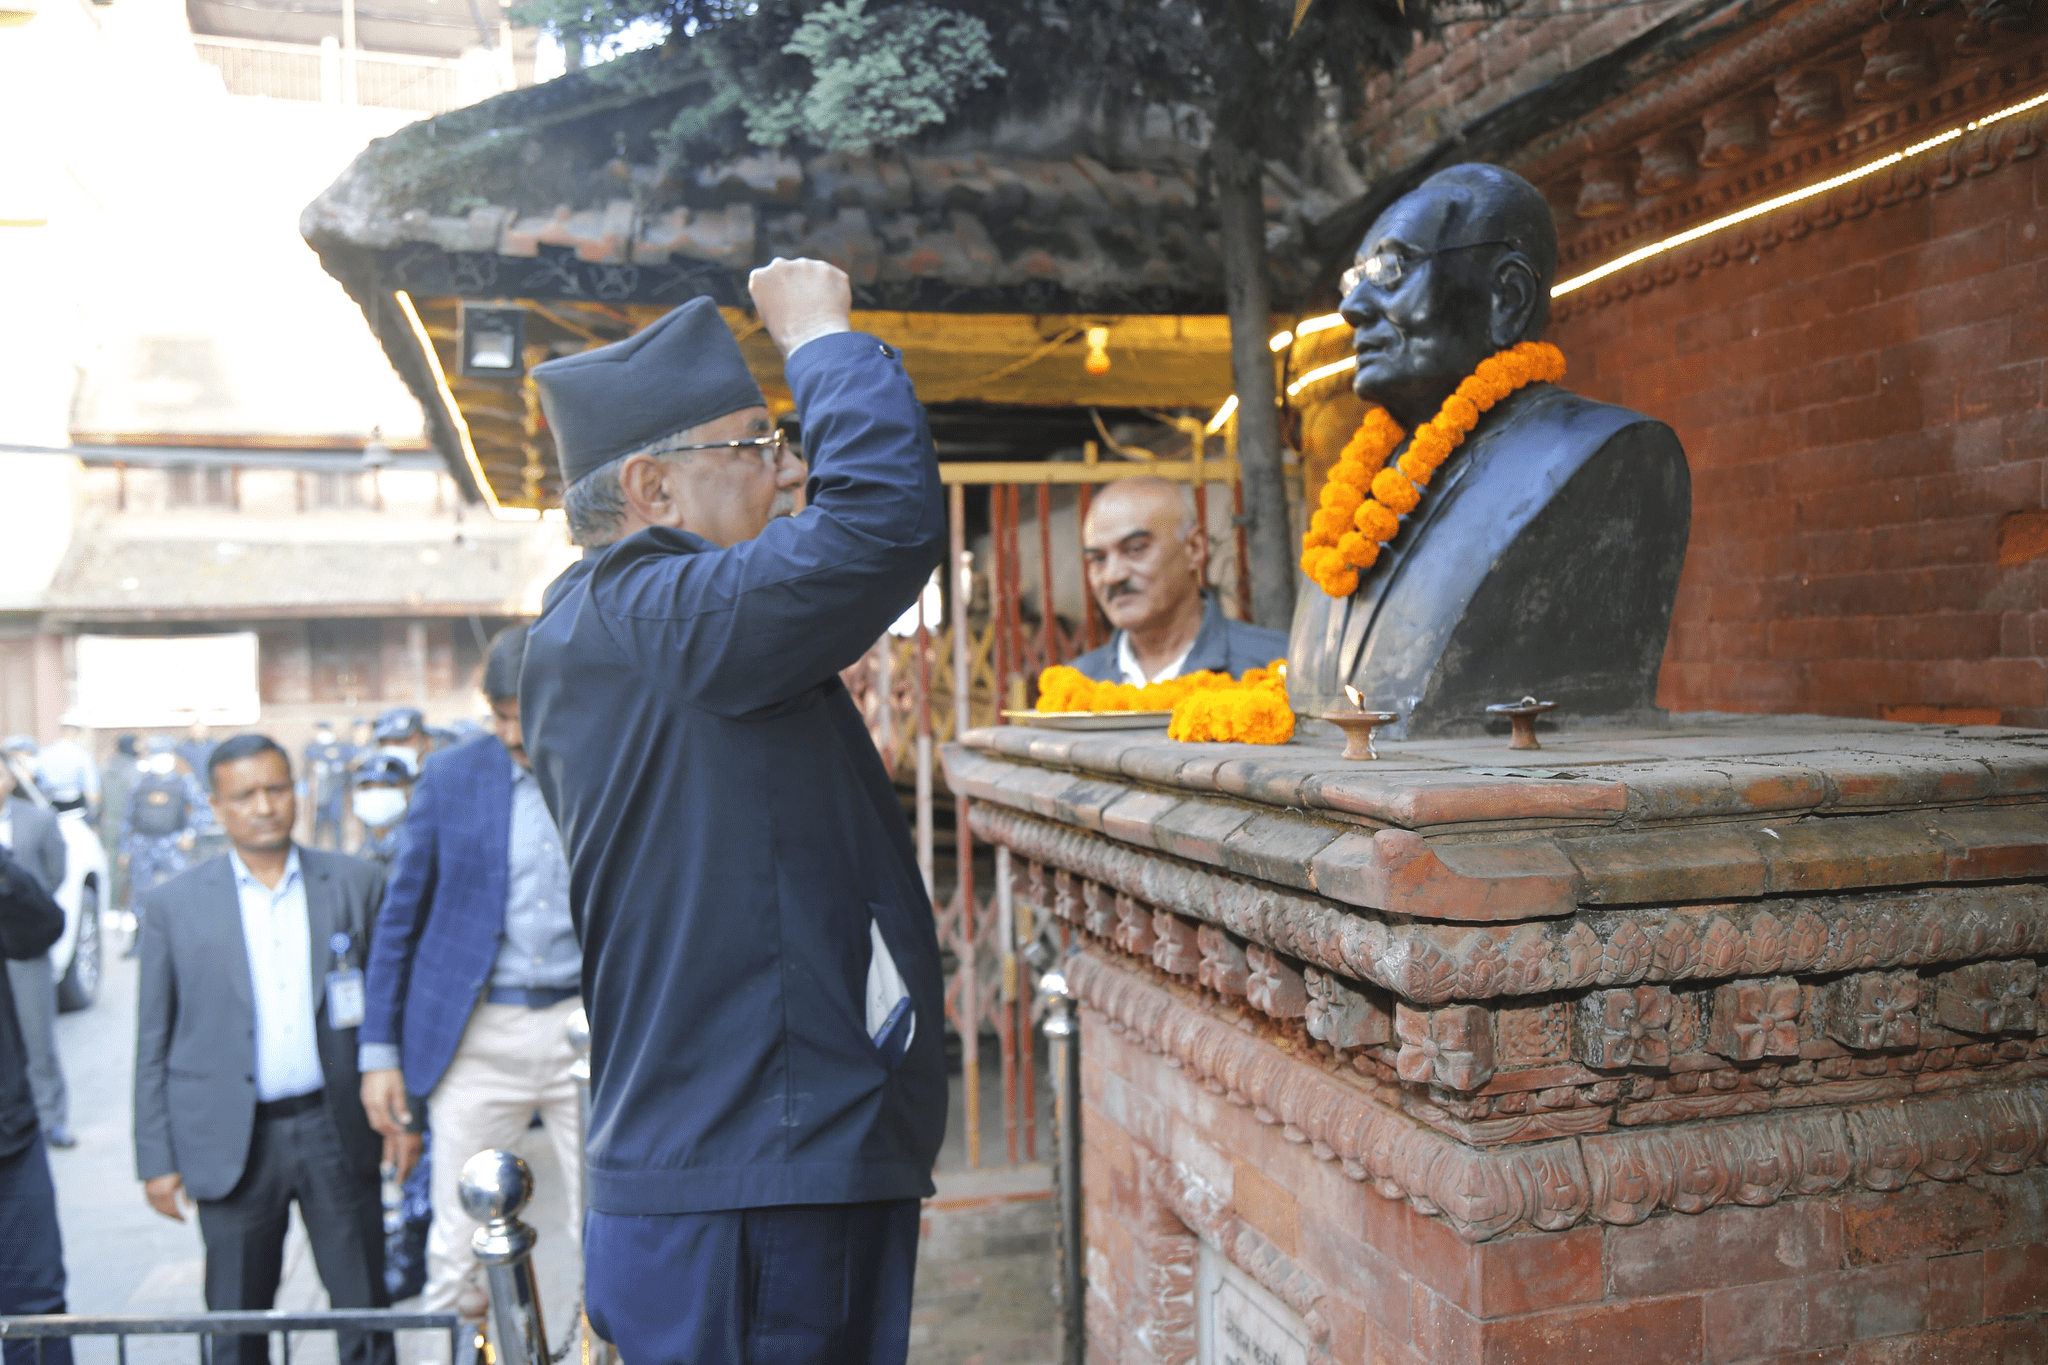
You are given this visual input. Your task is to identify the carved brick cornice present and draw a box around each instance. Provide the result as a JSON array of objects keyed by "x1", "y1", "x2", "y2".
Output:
[
  {"x1": 1075, "y1": 949, "x2": 2048, "y2": 1243},
  {"x1": 1511, "y1": 0, "x2": 2048, "y2": 297},
  {"x1": 978, "y1": 803, "x2": 2048, "y2": 1005},
  {"x1": 1550, "y1": 104, "x2": 2047, "y2": 321}
]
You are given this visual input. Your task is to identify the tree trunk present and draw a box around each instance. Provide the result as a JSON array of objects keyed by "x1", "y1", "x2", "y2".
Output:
[{"x1": 1212, "y1": 132, "x2": 1296, "y2": 633}]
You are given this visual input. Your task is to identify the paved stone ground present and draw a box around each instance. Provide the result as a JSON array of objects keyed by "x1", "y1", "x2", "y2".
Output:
[{"x1": 40, "y1": 939, "x2": 1055, "y2": 1365}]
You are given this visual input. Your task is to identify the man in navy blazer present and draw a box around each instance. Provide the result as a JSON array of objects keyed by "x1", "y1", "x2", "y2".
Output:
[
  {"x1": 359, "y1": 625, "x2": 583, "y2": 1329},
  {"x1": 520, "y1": 262, "x2": 947, "y2": 1364}
]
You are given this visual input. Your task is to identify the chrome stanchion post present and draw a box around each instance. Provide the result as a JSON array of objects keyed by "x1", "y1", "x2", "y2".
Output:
[
  {"x1": 459, "y1": 1150, "x2": 547, "y2": 1365},
  {"x1": 565, "y1": 1007, "x2": 591, "y2": 1209},
  {"x1": 564, "y1": 1007, "x2": 611, "y2": 1365},
  {"x1": 1037, "y1": 962, "x2": 1083, "y2": 1365}
]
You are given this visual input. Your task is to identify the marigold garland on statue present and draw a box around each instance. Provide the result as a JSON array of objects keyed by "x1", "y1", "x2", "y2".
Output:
[
  {"x1": 1035, "y1": 662, "x2": 1294, "y2": 745},
  {"x1": 1301, "y1": 340, "x2": 1566, "y2": 598}
]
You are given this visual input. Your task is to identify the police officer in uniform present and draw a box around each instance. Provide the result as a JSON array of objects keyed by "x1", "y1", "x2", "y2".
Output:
[
  {"x1": 370, "y1": 709, "x2": 433, "y2": 771},
  {"x1": 520, "y1": 262, "x2": 947, "y2": 1365},
  {"x1": 349, "y1": 750, "x2": 415, "y2": 870},
  {"x1": 305, "y1": 722, "x2": 357, "y2": 851},
  {"x1": 121, "y1": 740, "x2": 211, "y2": 952}
]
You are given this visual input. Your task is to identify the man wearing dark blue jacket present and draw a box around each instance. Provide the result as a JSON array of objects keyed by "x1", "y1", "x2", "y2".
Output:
[
  {"x1": 520, "y1": 260, "x2": 947, "y2": 1365},
  {"x1": 358, "y1": 625, "x2": 581, "y2": 1324}
]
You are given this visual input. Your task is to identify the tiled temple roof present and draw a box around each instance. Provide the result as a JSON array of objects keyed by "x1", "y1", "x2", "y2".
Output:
[{"x1": 303, "y1": 54, "x2": 1344, "y2": 318}]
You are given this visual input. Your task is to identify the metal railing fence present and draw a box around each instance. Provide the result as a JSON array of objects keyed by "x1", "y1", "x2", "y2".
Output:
[
  {"x1": 0, "y1": 1311, "x2": 461, "y2": 1365},
  {"x1": 837, "y1": 453, "x2": 1246, "y2": 1169}
]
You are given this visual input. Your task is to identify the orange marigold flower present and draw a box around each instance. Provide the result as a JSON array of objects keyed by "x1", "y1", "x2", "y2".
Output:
[
  {"x1": 1310, "y1": 506, "x2": 1348, "y2": 540},
  {"x1": 1371, "y1": 466, "x2": 1420, "y2": 513},
  {"x1": 1407, "y1": 432, "x2": 1454, "y2": 467},
  {"x1": 1337, "y1": 531, "x2": 1380, "y2": 569},
  {"x1": 1398, "y1": 451, "x2": 1437, "y2": 486},
  {"x1": 1323, "y1": 567, "x2": 1359, "y2": 597},
  {"x1": 1354, "y1": 500, "x2": 1400, "y2": 542},
  {"x1": 1326, "y1": 458, "x2": 1372, "y2": 490},
  {"x1": 1441, "y1": 394, "x2": 1479, "y2": 430},
  {"x1": 1321, "y1": 481, "x2": 1364, "y2": 517}
]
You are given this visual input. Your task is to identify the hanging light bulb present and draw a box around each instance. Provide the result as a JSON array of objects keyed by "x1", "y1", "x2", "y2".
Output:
[{"x1": 1083, "y1": 326, "x2": 1111, "y2": 377}]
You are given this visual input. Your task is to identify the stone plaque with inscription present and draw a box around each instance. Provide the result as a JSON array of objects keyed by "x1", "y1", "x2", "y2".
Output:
[{"x1": 1199, "y1": 1245, "x2": 1307, "y2": 1365}]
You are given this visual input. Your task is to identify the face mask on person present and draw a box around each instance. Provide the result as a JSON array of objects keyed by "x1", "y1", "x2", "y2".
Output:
[
  {"x1": 353, "y1": 787, "x2": 408, "y2": 829},
  {"x1": 146, "y1": 754, "x2": 176, "y2": 775}
]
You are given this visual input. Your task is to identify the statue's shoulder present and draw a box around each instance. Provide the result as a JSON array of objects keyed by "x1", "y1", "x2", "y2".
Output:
[{"x1": 1500, "y1": 385, "x2": 1681, "y2": 464}]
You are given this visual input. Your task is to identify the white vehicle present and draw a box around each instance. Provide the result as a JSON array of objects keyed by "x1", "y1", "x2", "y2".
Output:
[{"x1": 2, "y1": 754, "x2": 106, "y2": 1012}]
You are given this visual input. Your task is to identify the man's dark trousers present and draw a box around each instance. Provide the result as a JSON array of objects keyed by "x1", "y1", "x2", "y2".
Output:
[
  {"x1": 195, "y1": 1100, "x2": 393, "y2": 1365},
  {"x1": 584, "y1": 1200, "x2": 919, "y2": 1365},
  {"x1": 0, "y1": 1139, "x2": 72, "y2": 1365}
]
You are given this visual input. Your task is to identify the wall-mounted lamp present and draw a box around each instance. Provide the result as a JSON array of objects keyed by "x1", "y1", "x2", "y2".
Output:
[
  {"x1": 1083, "y1": 326, "x2": 1111, "y2": 377},
  {"x1": 460, "y1": 304, "x2": 526, "y2": 379}
]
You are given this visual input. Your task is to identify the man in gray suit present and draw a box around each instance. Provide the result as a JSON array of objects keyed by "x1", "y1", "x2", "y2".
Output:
[
  {"x1": 0, "y1": 755, "x2": 71, "y2": 1149},
  {"x1": 135, "y1": 735, "x2": 408, "y2": 1365}
]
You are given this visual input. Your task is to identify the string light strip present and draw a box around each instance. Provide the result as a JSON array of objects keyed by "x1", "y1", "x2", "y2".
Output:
[{"x1": 1209, "y1": 85, "x2": 2048, "y2": 426}]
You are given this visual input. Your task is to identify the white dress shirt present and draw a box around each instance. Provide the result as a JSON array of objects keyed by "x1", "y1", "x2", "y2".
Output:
[
  {"x1": 230, "y1": 848, "x2": 326, "y2": 1103},
  {"x1": 1115, "y1": 631, "x2": 1196, "y2": 686}
]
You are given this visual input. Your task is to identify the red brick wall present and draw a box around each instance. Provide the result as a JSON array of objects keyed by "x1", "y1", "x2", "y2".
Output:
[
  {"x1": 1552, "y1": 152, "x2": 2048, "y2": 727},
  {"x1": 1354, "y1": 1, "x2": 1693, "y2": 182},
  {"x1": 1080, "y1": 1002, "x2": 2048, "y2": 1364}
]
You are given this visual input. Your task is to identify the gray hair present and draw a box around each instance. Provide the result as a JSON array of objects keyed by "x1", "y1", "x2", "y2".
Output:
[{"x1": 560, "y1": 428, "x2": 703, "y2": 548}]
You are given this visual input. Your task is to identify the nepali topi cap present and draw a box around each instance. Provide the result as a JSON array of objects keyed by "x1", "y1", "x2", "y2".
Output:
[{"x1": 532, "y1": 297, "x2": 768, "y2": 488}]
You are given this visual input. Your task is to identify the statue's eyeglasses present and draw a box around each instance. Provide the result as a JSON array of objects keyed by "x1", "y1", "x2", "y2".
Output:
[
  {"x1": 656, "y1": 430, "x2": 790, "y2": 464},
  {"x1": 1341, "y1": 239, "x2": 1516, "y2": 294}
]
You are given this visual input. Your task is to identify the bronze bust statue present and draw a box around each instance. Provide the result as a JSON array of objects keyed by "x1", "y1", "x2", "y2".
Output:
[{"x1": 1287, "y1": 164, "x2": 1691, "y2": 736}]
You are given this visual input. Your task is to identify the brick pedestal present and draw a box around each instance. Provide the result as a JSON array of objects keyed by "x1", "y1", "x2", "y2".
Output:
[
  {"x1": 947, "y1": 717, "x2": 2048, "y2": 1363},
  {"x1": 1079, "y1": 956, "x2": 2048, "y2": 1364}
]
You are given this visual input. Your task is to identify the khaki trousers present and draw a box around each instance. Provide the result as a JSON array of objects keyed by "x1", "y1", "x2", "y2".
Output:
[{"x1": 422, "y1": 997, "x2": 584, "y2": 1319}]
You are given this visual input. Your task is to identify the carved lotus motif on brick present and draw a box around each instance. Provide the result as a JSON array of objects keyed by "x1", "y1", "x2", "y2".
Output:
[
  {"x1": 1395, "y1": 1003, "x2": 1496, "y2": 1092},
  {"x1": 1302, "y1": 966, "x2": 1389, "y2": 1050},
  {"x1": 1575, "y1": 985, "x2": 1675, "y2": 1069},
  {"x1": 1786, "y1": 910, "x2": 1829, "y2": 969},
  {"x1": 1245, "y1": 943, "x2": 1307, "y2": 1019},
  {"x1": 1052, "y1": 870, "x2": 1077, "y2": 925},
  {"x1": 1079, "y1": 880, "x2": 1115, "y2": 938},
  {"x1": 1151, "y1": 912, "x2": 1200, "y2": 977},
  {"x1": 1825, "y1": 971, "x2": 1922, "y2": 1050},
  {"x1": 1113, "y1": 893, "x2": 1156, "y2": 957},
  {"x1": 1654, "y1": 915, "x2": 1698, "y2": 976},
  {"x1": 1196, "y1": 924, "x2": 1250, "y2": 996},
  {"x1": 1708, "y1": 976, "x2": 1803, "y2": 1061},
  {"x1": 1936, "y1": 959, "x2": 2041, "y2": 1035},
  {"x1": 1602, "y1": 919, "x2": 1653, "y2": 981}
]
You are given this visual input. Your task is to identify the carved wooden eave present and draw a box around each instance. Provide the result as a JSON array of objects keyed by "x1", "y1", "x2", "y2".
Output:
[
  {"x1": 302, "y1": 53, "x2": 1340, "y2": 508},
  {"x1": 943, "y1": 717, "x2": 2048, "y2": 1241}
]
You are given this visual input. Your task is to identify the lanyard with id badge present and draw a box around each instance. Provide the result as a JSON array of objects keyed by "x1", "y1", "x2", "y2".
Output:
[{"x1": 327, "y1": 930, "x2": 367, "y2": 1029}]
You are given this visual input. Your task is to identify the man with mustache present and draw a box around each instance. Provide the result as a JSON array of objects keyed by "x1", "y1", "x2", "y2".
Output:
[
  {"x1": 1066, "y1": 476, "x2": 1288, "y2": 685},
  {"x1": 520, "y1": 262, "x2": 948, "y2": 1365}
]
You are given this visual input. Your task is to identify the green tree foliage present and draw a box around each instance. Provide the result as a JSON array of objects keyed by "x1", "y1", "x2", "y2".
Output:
[{"x1": 745, "y1": 0, "x2": 1003, "y2": 150}]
